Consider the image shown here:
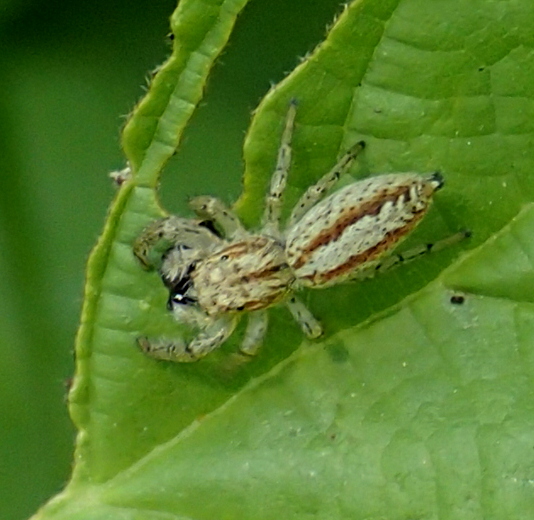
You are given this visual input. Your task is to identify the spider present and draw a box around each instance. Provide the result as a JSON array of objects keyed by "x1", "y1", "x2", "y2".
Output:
[{"x1": 133, "y1": 101, "x2": 467, "y2": 362}]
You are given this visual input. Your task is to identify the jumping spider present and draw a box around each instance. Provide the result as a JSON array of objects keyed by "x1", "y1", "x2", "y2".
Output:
[{"x1": 134, "y1": 102, "x2": 467, "y2": 362}]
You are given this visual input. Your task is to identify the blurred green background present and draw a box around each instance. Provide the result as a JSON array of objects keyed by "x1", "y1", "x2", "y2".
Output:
[{"x1": 0, "y1": 0, "x2": 343, "y2": 518}]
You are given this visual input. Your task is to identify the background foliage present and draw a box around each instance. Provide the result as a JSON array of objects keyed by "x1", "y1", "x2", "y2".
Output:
[{"x1": 0, "y1": 0, "x2": 343, "y2": 518}]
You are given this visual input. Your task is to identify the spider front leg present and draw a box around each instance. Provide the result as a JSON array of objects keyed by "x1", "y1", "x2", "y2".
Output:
[
  {"x1": 262, "y1": 100, "x2": 297, "y2": 237},
  {"x1": 288, "y1": 140, "x2": 366, "y2": 228},
  {"x1": 137, "y1": 314, "x2": 239, "y2": 363},
  {"x1": 133, "y1": 216, "x2": 221, "y2": 270}
]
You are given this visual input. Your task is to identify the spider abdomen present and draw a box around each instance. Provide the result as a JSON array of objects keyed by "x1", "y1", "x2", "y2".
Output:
[{"x1": 285, "y1": 172, "x2": 443, "y2": 288}]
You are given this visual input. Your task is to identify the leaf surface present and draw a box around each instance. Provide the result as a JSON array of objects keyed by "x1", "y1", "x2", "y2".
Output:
[{"x1": 34, "y1": 0, "x2": 534, "y2": 518}]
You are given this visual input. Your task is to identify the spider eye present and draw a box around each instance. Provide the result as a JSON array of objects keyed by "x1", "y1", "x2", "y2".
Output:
[{"x1": 168, "y1": 292, "x2": 197, "y2": 309}]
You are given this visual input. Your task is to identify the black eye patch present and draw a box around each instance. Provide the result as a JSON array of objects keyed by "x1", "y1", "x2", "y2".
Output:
[{"x1": 167, "y1": 292, "x2": 197, "y2": 310}]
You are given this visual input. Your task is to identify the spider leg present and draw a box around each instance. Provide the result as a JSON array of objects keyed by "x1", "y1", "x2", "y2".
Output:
[
  {"x1": 288, "y1": 140, "x2": 365, "y2": 228},
  {"x1": 137, "y1": 315, "x2": 239, "y2": 363},
  {"x1": 240, "y1": 310, "x2": 269, "y2": 357},
  {"x1": 133, "y1": 216, "x2": 221, "y2": 270},
  {"x1": 285, "y1": 296, "x2": 323, "y2": 339},
  {"x1": 189, "y1": 196, "x2": 246, "y2": 240},
  {"x1": 262, "y1": 100, "x2": 297, "y2": 237},
  {"x1": 352, "y1": 229, "x2": 471, "y2": 280}
]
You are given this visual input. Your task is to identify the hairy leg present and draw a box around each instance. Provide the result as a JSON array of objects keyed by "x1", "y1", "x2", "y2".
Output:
[
  {"x1": 189, "y1": 196, "x2": 246, "y2": 240},
  {"x1": 133, "y1": 216, "x2": 221, "y2": 270},
  {"x1": 285, "y1": 296, "x2": 323, "y2": 339},
  {"x1": 137, "y1": 315, "x2": 238, "y2": 363},
  {"x1": 353, "y1": 230, "x2": 471, "y2": 280},
  {"x1": 262, "y1": 100, "x2": 297, "y2": 237},
  {"x1": 288, "y1": 140, "x2": 365, "y2": 228},
  {"x1": 240, "y1": 310, "x2": 269, "y2": 357}
]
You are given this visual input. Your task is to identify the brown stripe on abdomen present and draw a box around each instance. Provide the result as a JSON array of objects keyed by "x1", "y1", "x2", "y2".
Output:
[
  {"x1": 298, "y1": 212, "x2": 424, "y2": 285},
  {"x1": 291, "y1": 185, "x2": 414, "y2": 270}
]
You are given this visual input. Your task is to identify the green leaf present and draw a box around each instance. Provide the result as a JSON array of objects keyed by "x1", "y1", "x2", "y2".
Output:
[
  {"x1": 34, "y1": 0, "x2": 534, "y2": 518},
  {"x1": 71, "y1": 206, "x2": 534, "y2": 520}
]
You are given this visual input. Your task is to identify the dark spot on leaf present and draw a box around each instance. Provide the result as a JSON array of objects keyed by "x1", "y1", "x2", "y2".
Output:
[{"x1": 450, "y1": 294, "x2": 465, "y2": 305}]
